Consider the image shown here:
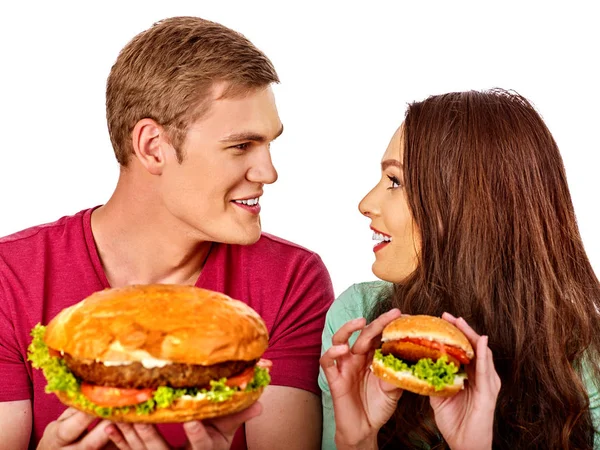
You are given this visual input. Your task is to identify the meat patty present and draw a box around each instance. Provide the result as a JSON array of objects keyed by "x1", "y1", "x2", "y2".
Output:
[
  {"x1": 381, "y1": 340, "x2": 460, "y2": 368},
  {"x1": 64, "y1": 354, "x2": 257, "y2": 389}
]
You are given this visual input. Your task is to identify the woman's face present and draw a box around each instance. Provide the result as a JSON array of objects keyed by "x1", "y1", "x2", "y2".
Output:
[{"x1": 359, "y1": 125, "x2": 420, "y2": 283}]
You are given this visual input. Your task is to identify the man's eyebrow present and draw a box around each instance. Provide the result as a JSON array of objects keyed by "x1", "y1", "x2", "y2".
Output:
[
  {"x1": 381, "y1": 159, "x2": 402, "y2": 171},
  {"x1": 220, "y1": 124, "x2": 284, "y2": 143}
]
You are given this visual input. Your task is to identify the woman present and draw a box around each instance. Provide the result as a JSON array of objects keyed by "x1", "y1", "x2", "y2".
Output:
[{"x1": 319, "y1": 89, "x2": 600, "y2": 449}]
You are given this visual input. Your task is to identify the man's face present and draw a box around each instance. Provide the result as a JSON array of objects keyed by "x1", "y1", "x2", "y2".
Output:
[{"x1": 158, "y1": 84, "x2": 283, "y2": 245}]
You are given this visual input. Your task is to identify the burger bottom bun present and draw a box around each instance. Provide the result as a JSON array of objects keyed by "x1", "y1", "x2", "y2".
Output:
[
  {"x1": 371, "y1": 359, "x2": 464, "y2": 397},
  {"x1": 55, "y1": 387, "x2": 265, "y2": 423}
]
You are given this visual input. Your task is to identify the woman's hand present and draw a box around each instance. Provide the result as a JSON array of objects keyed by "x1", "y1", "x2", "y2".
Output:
[
  {"x1": 105, "y1": 402, "x2": 262, "y2": 450},
  {"x1": 320, "y1": 309, "x2": 402, "y2": 450},
  {"x1": 430, "y1": 313, "x2": 501, "y2": 450}
]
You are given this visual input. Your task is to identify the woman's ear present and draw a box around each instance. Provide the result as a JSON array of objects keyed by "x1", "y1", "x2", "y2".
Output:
[{"x1": 130, "y1": 118, "x2": 170, "y2": 175}]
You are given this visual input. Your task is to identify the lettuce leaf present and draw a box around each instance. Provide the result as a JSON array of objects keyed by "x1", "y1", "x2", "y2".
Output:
[
  {"x1": 27, "y1": 324, "x2": 271, "y2": 417},
  {"x1": 373, "y1": 348, "x2": 461, "y2": 391}
]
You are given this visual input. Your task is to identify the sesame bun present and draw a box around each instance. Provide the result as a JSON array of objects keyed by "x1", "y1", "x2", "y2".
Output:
[
  {"x1": 381, "y1": 315, "x2": 474, "y2": 359},
  {"x1": 56, "y1": 387, "x2": 265, "y2": 423},
  {"x1": 371, "y1": 359, "x2": 465, "y2": 397},
  {"x1": 44, "y1": 284, "x2": 269, "y2": 365}
]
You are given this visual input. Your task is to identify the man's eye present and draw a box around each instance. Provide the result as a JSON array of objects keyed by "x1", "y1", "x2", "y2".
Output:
[
  {"x1": 387, "y1": 175, "x2": 401, "y2": 190},
  {"x1": 232, "y1": 143, "x2": 250, "y2": 150}
]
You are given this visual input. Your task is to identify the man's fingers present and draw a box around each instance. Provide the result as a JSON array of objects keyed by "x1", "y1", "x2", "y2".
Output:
[
  {"x1": 331, "y1": 318, "x2": 366, "y2": 346},
  {"x1": 133, "y1": 423, "x2": 170, "y2": 450},
  {"x1": 182, "y1": 420, "x2": 212, "y2": 449},
  {"x1": 351, "y1": 309, "x2": 401, "y2": 354},
  {"x1": 64, "y1": 419, "x2": 113, "y2": 450},
  {"x1": 56, "y1": 407, "x2": 80, "y2": 422},
  {"x1": 54, "y1": 409, "x2": 98, "y2": 445},
  {"x1": 104, "y1": 423, "x2": 131, "y2": 450},
  {"x1": 112, "y1": 423, "x2": 145, "y2": 450}
]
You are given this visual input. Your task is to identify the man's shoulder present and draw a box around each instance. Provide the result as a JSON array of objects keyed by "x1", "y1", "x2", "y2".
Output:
[
  {"x1": 258, "y1": 232, "x2": 316, "y2": 254},
  {"x1": 0, "y1": 209, "x2": 90, "y2": 258},
  {"x1": 235, "y1": 232, "x2": 320, "y2": 262}
]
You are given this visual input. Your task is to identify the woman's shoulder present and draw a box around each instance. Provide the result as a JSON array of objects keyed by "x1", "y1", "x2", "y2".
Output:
[{"x1": 326, "y1": 280, "x2": 393, "y2": 327}]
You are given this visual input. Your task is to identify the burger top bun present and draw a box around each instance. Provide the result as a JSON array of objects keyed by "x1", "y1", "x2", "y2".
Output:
[
  {"x1": 44, "y1": 284, "x2": 269, "y2": 366},
  {"x1": 382, "y1": 315, "x2": 474, "y2": 360}
]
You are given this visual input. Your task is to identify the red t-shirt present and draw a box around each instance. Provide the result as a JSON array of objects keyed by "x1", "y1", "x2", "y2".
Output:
[{"x1": 0, "y1": 208, "x2": 334, "y2": 449}]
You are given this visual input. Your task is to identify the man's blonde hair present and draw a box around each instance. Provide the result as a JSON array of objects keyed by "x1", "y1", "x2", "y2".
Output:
[{"x1": 106, "y1": 16, "x2": 279, "y2": 165}]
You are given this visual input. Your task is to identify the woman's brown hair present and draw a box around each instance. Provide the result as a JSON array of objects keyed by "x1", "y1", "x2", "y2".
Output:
[{"x1": 370, "y1": 89, "x2": 600, "y2": 448}]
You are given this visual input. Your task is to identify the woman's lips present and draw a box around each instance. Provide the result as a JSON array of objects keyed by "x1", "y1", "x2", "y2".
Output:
[{"x1": 373, "y1": 241, "x2": 391, "y2": 253}]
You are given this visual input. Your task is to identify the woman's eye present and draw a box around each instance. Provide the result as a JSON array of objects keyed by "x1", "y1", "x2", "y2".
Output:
[{"x1": 387, "y1": 175, "x2": 401, "y2": 190}]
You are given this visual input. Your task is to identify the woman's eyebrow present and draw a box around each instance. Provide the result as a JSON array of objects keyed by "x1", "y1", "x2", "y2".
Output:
[{"x1": 381, "y1": 159, "x2": 402, "y2": 171}]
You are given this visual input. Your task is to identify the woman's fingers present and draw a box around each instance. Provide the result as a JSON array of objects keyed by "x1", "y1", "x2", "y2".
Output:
[
  {"x1": 447, "y1": 316, "x2": 481, "y2": 349},
  {"x1": 351, "y1": 309, "x2": 401, "y2": 355},
  {"x1": 441, "y1": 311, "x2": 457, "y2": 324},
  {"x1": 331, "y1": 318, "x2": 367, "y2": 346},
  {"x1": 320, "y1": 344, "x2": 350, "y2": 384},
  {"x1": 470, "y1": 335, "x2": 501, "y2": 397}
]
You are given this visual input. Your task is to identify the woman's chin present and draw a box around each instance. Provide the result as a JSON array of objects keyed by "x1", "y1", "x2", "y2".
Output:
[{"x1": 371, "y1": 261, "x2": 415, "y2": 284}]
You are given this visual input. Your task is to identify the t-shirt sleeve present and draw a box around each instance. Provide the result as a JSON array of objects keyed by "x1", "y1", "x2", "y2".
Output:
[
  {"x1": 263, "y1": 253, "x2": 334, "y2": 396},
  {"x1": 0, "y1": 278, "x2": 32, "y2": 401},
  {"x1": 319, "y1": 284, "x2": 370, "y2": 450}
]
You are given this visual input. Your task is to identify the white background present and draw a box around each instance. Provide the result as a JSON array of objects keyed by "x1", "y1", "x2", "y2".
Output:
[{"x1": 1, "y1": 1, "x2": 598, "y2": 296}]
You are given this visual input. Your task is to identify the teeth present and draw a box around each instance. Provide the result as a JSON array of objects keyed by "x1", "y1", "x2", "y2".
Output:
[
  {"x1": 372, "y1": 231, "x2": 392, "y2": 242},
  {"x1": 235, "y1": 197, "x2": 259, "y2": 206}
]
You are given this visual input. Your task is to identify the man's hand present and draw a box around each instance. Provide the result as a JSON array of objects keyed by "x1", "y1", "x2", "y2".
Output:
[
  {"x1": 105, "y1": 402, "x2": 262, "y2": 450},
  {"x1": 37, "y1": 407, "x2": 112, "y2": 449}
]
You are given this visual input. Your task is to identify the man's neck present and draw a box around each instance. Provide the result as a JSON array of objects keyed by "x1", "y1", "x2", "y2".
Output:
[{"x1": 90, "y1": 183, "x2": 212, "y2": 288}]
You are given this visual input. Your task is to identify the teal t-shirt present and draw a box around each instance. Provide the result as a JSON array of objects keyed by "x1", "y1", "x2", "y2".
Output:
[{"x1": 319, "y1": 281, "x2": 600, "y2": 449}]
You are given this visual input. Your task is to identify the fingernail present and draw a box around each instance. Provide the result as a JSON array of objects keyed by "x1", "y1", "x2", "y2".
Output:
[{"x1": 184, "y1": 420, "x2": 203, "y2": 432}]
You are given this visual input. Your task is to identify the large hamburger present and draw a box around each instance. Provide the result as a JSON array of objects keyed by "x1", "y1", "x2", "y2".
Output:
[
  {"x1": 371, "y1": 315, "x2": 474, "y2": 397},
  {"x1": 27, "y1": 284, "x2": 271, "y2": 422}
]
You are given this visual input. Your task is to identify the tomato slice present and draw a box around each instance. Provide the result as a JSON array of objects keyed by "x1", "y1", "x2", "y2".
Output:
[
  {"x1": 225, "y1": 367, "x2": 255, "y2": 390},
  {"x1": 443, "y1": 345, "x2": 471, "y2": 365},
  {"x1": 48, "y1": 348, "x2": 61, "y2": 358},
  {"x1": 80, "y1": 383, "x2": 154, "y2": 407},
  {"x1": 400, "y1": 337, "x2": 471, "y2": 365}
]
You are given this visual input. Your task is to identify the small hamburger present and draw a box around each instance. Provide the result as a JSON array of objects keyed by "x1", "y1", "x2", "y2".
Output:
[
  {"x1": 371, "y1": 315, "x2": 474, "y2": 397},
  {"x1": 27, "y1": 284, "x2": 271, "y2": 422}
]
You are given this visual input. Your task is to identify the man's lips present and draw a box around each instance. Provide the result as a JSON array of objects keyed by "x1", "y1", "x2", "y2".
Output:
[{"x1": 231, "y1": 195, "x2": 261, "y2": 215}]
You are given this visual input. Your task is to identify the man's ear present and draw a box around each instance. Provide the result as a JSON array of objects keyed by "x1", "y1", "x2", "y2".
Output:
[{"x1": 131, "y1": 118, "x2": 171, "y2": 175}]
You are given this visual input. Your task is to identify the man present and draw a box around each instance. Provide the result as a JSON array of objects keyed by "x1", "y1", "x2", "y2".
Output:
[{"x1": 0, "y1": 16, "x2": 333, "y2": 449}]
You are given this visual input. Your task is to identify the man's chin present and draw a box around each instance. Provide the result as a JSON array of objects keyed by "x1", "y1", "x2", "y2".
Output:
[{"x1": 217, "y1": 226, "x2": 262, "y2": 246}]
